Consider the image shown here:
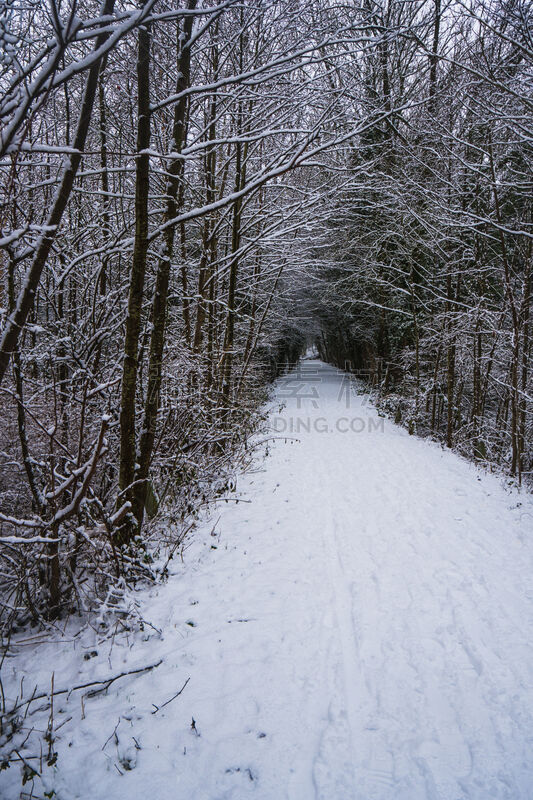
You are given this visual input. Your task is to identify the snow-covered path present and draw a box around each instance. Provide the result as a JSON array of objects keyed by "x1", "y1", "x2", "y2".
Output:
[{"x1": 4, "y1": 360, "x2": 533, "y2": 799}]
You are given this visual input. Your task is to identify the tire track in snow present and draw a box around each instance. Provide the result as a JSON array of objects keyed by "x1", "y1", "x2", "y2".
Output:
[
  {"x1": 309, "y1": 391, "x2": 392, "y2": 798},
  {"x1": 315, "y1": 457, "x2": 361, "y2": 796}
]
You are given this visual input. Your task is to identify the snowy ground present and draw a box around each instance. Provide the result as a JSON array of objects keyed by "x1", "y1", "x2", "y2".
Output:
[{"x1": 2, "y1": 360, "x2": 533, "y2": 799}]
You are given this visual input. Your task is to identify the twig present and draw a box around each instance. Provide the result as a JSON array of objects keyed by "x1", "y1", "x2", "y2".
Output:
[
  {"x1": 54, "y1": 715, "x2": 72, "y2": 732},
  {"x1": 102, "y1": 717, "x2": 121, "y2": 750},
  {"x1": 151, "y1": 677, "x2": 190, "y2": 714},
  {"x1": 46, "y1": 672, "x2": 54, "y2": 762}
]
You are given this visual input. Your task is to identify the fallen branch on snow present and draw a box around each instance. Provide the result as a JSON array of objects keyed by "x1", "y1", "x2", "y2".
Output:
[{"x1": 3, "y1": 659, "x2": 163, "y2": 718}]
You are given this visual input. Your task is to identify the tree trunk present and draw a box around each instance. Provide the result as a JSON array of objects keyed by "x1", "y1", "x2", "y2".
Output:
[
  {"x1": 117, "y1": 13, "x2": 151, "y2": 543},
  {"x1": 446, "y1": 269, "x2": 455, "y2": 449},
  {"x1": 132, "y1": 1, "x2": 197, "y2": 527}
]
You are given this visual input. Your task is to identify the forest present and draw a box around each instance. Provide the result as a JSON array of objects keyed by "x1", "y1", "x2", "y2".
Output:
[{"x1": 0, "y1": 0, "x2": 532, "y2": 630}]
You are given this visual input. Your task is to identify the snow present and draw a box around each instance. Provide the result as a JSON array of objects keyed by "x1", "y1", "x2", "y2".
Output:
[{"x1": 3, "y1": 360, "x2": 533, "y2": 799}]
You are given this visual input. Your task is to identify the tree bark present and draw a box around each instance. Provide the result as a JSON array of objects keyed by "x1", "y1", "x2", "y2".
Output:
[
  {"x1": 117, "y1": 12, "x2": 151, "y2": 543},
  {"x1": 132, "y1": 1, "x2": 197, "y2": 527}
]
